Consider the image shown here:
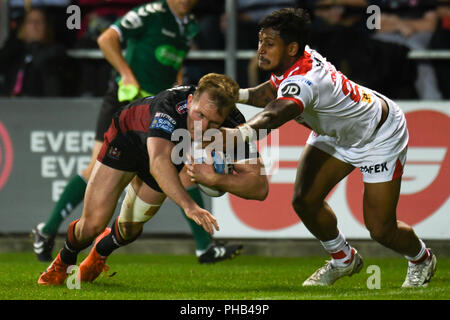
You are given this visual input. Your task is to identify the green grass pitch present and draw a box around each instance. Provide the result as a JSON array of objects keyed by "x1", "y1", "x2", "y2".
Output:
[{"x1": 0, "y1": 253, "x2": 448, "y2": 300}]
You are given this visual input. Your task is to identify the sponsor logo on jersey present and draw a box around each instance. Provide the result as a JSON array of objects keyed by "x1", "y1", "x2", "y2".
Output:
[
  {"x1": 281, "y1": 84, "x2": 301, "y2": 97},
  {"x1": 154, "y1": 112, "x2": 176, "y2": 125},
  {"x1": 360, "y1": 162, "x2": 388, "y2": 174},
  {"x1": 150, "y1": 116, "x2": 176, "y2": 134},
  {"x1": 107, "y1": 146, "x2": 121, "y2": 160},
  {"x1": 121, "y1": 11, "x2": 143, "y2": 29},
  {"x1": 0, "y1": 121, "x2": 13, "y2": 190},
  {"x1": 121, "y1": 3, "x2": 165, "y2": 29},
  {"x1": 176, "y1": 100, "x2": 188, "y2": 114},
  {"x1": 155, "y1": 45, "x2": 186, "y2": 69}
]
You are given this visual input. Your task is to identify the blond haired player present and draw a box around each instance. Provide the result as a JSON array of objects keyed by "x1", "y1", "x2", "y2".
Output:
[
  {"x1": 33, "y1": 0, "x2": 245, "y2": 265},
  {"x1": 38, "y1": 74, "x2": 268, "y2": 285}
]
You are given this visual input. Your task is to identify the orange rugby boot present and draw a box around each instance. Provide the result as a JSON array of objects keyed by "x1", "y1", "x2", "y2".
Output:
[
  {"x1": 38, "y1": 252, "x2": 70, "y2": 285},
  {"x1": 79, "y1": 228, "x2": 112, "y2": 282}
]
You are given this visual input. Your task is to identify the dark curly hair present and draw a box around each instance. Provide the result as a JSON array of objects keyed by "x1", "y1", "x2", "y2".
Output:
[{"x1": 259, "y1": 8, "x2": 311, "y2": 57}]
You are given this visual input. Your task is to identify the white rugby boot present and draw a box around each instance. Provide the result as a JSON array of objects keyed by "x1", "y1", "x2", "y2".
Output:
[
  {"x1": 402, "y1": 250, "x2": 437, "y2": 288},
  {"x1": 302, "y1": 248, "x2": 364, "y2": 286}
]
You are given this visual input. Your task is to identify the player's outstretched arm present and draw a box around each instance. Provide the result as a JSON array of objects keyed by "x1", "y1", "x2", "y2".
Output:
[
  {"x1": 216, "y1": 98, "x2": 302, "y2": 150},
  {"x1": 239, "y1": 80, "x2": 277, "y2": 108},
  {"x1": 206, "y1": 98, "x2": 302, "y2": 153},
  {"x1": 247, "y1": 98, "x2": 302, "y2": 132},
  {"x1": 147, "y1": 137, "x2": 219, "y2": 234}
]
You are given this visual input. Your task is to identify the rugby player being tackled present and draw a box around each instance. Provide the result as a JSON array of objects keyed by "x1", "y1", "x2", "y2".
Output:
[
  {"x1": 38, "y1": 74, "x2": 268, "y2": 285},
  {"x1": 32, "y1": 0, "x2": 244, "y2": 264}
]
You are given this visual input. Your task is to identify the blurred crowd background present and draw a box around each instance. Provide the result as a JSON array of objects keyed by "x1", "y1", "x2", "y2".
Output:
[{"x1": 0, "y1": 0, "x2": 449, "y2": 100}]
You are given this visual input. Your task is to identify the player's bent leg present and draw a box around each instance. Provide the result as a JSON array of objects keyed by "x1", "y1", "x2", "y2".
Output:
[
  {"x1": 80, "y1": 140, "x2": 104, "y2": 180},
  {"x1": 363, "y1": 178, "x2": 436, "y2": 287},
  {"x1": 32, "y1": 142, "x2": 105, "y2": 262},
  {"x1": 115, "y1": 177, "x2": 165, "y2": 244},
  {"x1": 119, "y1": 176, "x2": 166, "y2": 235},
  {"x1": 292, "y1": 145, "x2": 354, "y2": 241},
  {"x1": 79, "y1": 177, "x2": 165, "y2": 282},
  {"x1": 293, "y1": 145, "x2": 364, "y2": 286},
  {"x1": 76, "y1": 161, "x2": 135, "y2": 242},
  {"x1": 363, "y1": 178, "x2": 421, "y2": 255},
  {"x1": 38, "y1": 162, "x2": 134, "y2": 286}
]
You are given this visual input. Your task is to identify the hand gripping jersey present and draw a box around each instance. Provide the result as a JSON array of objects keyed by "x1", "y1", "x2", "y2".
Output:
[
  {"x1": 271, "y1": 46, "x2": 384, "y2": 148},
  {"x1": 111, "y1": 0, "x2": 199, "y2": 95}
]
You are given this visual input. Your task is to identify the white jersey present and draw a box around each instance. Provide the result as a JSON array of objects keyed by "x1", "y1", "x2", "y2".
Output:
[{"x1": 271, "y1": 46, "x2": 382, "y2": 148}]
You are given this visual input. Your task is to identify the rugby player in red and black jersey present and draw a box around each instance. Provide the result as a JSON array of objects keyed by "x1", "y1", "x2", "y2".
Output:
[
  {"x1": 33, "y1": 0, "x2": 240, "y2": 266},
  {"x1": 38, "y1": 73, "x2": 268, "y2": 285}
]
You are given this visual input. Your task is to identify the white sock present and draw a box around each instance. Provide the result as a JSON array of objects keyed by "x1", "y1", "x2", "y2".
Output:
[
  {"x1": 321, "y1": 232, "x2": 354, "y2": 267},
  {"x1": 405, "y1": 239, "x2": 429, "y2": 266}
]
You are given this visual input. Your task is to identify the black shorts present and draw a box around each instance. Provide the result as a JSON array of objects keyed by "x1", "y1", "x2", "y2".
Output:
[
  {"x1": 97, "y1": 120, "x2": 164, "y2": 193},
  {"x1": 95, "y1": 81, "x2": 129, "y2": 141}
]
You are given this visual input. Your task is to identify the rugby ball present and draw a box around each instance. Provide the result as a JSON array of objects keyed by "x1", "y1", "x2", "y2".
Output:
[{"x1": 197, "y1": 150, "x2": 233, "y2": 197}]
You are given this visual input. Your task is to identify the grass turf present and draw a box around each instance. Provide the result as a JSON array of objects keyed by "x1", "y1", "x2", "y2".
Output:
[{"x1": 0, "y1": 253, "x2": 448, "y2": 300}]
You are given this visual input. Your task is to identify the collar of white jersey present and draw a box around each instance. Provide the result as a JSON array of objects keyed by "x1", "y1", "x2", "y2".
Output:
[{"x1": 271, "y1": 45, "x2": 313, "y2": 88}]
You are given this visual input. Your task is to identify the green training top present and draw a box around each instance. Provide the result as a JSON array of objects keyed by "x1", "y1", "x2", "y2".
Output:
[{"x1": 112, "y1": 0, "x2": 199, "y2": 95}]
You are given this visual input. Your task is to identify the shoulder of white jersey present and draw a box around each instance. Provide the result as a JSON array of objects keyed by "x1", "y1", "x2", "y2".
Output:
[
  {"x1": 279, "y1": 75, "x2": 314, "y2": 91},
  {"x1": 270, "y1": 48, "x2": 315, "y2": 89},
  {"x1": 277, "y1": 75, "x2": 314, "y2": 111}
]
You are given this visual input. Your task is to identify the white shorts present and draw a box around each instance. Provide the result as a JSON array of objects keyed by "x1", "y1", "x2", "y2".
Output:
[{"x1": 306, "y1": 94, "x2": 409, "y2": 183}]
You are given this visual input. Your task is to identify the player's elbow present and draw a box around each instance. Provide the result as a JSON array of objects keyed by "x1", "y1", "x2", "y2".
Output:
[
  {"x1": 248, "y1": 175, "x2": 269, "y2": 201},
  {"x1": 149, "y1": 155, "x2": 162, "y2": 178},
  {"x1": 97, "y1": 31, "x2": 106, "y2": 48},
  {"x1": 257, "y1": 176, "x2": 269, "y2": 201},
  {"x1": 97, "y1": 28, "x2": 118, "y2": 50}
]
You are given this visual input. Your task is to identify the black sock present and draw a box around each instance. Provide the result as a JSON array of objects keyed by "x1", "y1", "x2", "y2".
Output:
[
  {"x1": 95, "y1": 232, "x2": 121, "y2": 257},
  {"x1": 60, "y1": 240, "x2": 82, "y2": 265},
  {"x1": 59, "y1": 219, "x2": 92, "y2": 265},
  {"x1": 96, "y1": 218, "x2": 142, "y2": 257}
]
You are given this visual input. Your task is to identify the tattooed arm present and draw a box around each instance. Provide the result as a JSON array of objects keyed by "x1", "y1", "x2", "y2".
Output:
[{"x1": 245, "y1": 80, "x2": 277, "y2": 108}]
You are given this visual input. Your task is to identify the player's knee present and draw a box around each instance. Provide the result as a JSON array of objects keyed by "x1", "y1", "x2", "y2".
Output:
[
  {"x1": 118, "y1": 222, "x2": 143, "y2": 241},
  {"x1": 368, "y1": 223, "x2": 396, "y2": 245},
  {"x1": 292, "y1": 192, "x2": 320, "y2": 218},
  {"x1": 77, "y1": 218, "x2": 108, "y2": 240},
  {"x1": 118, "y1": 186, "x2": 161, "y2": 224}
]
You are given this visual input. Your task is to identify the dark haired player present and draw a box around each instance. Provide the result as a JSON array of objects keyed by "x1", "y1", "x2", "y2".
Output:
[{"x1": 229, "y1": 8, "x2": 436, "y2": 287}]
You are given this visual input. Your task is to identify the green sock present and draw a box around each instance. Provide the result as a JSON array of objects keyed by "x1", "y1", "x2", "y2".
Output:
[
  {"x1": 181, "y1": 186, "x2": 212, "y2": 251},
  {"x1": 42, "y1": 174, "x2": 87, "y2": 236}
]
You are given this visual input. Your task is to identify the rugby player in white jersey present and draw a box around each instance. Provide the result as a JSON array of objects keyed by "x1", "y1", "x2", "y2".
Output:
[{"x1": 228, "y1": 8, "x2": 436, "y2": 287}]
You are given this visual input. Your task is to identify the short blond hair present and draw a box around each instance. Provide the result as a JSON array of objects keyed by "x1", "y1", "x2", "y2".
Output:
[{"x1": 193, "y1": 73, "x2": 239, "y2": 111}]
